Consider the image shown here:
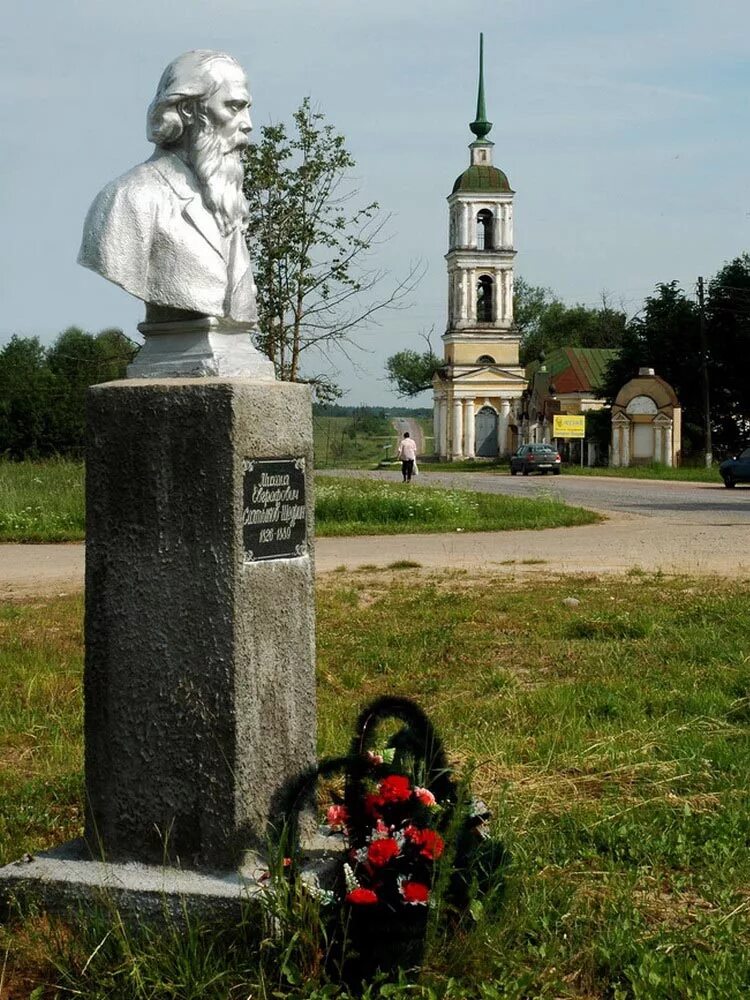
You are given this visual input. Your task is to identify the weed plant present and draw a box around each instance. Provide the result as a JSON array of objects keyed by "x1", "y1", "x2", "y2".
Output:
[
  {"x1": 562, "y1": 463, "x2": 722, "y2": 483},
  {"x1": 2, "y1": 574, "x2": 750, "y2": 996}
]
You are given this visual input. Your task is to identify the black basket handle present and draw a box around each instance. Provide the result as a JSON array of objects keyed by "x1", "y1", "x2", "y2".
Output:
[
  {"x1": 274, "y1": 697, "x2": 456, "y2": 858},
  {"x1": 344, "y1": 696, "x2": 457, "y2": 840}
]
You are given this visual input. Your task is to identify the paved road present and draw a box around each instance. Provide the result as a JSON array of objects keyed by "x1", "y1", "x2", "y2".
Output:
[
  {"x1": 326, "y1": 468, "x2": 750, "y2": 526},
  {"x1": 1, "y1": 473, "x2": 747, "y2": 598}
]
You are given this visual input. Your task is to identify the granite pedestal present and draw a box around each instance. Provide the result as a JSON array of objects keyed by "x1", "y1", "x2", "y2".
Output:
[{"x1": 83, "y1": 377, "x2": 317, "y2": 869}]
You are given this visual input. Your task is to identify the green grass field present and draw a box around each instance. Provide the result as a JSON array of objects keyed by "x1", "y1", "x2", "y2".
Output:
[
  {"x1": 0, "y1": 459, "x2": 85, "y2": 542},
  {"x1": 315, "y1": 477, "x2": 598, "y2": 535},
  {"x1": 0, "y1": 463, "x2": 598, "y2": 542},
  {"x1": 2, "y1": 573, "x2": 749, "y2": 997},
  {"x1": 313, "y1": 414, "x2": 395, "y2": 468},
  {"x1": 417, "y1": 459, "x2": 723, "y2": 483},
  {"x1": 562, "y1": 463, "x2": 722, "y2": 483}
]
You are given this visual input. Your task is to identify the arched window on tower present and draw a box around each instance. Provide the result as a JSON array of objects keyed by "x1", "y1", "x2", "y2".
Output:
[
  {"x1": 477, "y1": 354, "x2": 495, "y2": 365},
  {"x1": 476, "y1": 209, "x2": 494, "y2": 250},
  {"x1": 476, "y1": 275, "x2": 494, "y2": 322}
]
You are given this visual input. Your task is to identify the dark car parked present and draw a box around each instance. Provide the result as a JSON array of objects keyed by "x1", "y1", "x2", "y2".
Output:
[
  {"x1": 510, "y1": 444, "x2": 562, "y2": 476},
  {"x1": 719, "y1": 447, "x2": 750, "y2": 487}
]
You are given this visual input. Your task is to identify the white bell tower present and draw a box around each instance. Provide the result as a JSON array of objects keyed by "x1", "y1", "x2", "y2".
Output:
[{"x1": 432, "y1": 34, "x2": 526, "y2": 461}]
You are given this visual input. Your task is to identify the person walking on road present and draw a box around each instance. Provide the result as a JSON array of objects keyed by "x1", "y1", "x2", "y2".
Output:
[{"x1": 397, "y1": 431, "x2": 418, "y2": 483}]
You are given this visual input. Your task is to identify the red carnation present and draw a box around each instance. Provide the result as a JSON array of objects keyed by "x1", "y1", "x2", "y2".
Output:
[
  {"x1": 378, "y1": 774, "x2": 412, "y2": 802},
  {"x1": 346, "y1": 887, "x2": 378, "y2": 904},
  {"x1": 404, "y1": 826, "x2": 444, "y2": 860},
  {"x1": 367, "y1": 837, "x2": 400, "y2": 867},
  {"x1": 326, "y1": 804, "x2": 349, "y2": 831},
  {"x1": 401, "y1": 881, "x2": 430, "y2": 904},
  {"x1": 364, "y1": 793, "x2": 382, "y2": 818},
  {"x1": 414, "y1": 786, "x2": 436, "y2": 807}
]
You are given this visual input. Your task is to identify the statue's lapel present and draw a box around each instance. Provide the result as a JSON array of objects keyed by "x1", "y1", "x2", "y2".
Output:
[
  {"x1": 151, "y1": 152, "x2": 226, "y2": 260},
  {"x1": 182, "y1": 196, "x2": 226, "y2": 260}
]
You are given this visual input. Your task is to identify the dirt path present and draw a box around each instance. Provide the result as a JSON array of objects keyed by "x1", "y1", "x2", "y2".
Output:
[
  {"x1": 391, "y1": 417, "x2": 425, "y2": 456},
  {"x1": 1, "y1": 506, "x2": 746, "y2": 601}
]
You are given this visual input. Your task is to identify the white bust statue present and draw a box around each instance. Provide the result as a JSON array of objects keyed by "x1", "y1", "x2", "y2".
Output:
[{"x1": 78, "y1": 50, "x2": 258, "y2": 326}]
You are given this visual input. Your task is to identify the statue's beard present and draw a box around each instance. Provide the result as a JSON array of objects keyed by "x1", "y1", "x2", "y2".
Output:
[{"x1": 188, "y1": 120, "x2": 248, "y2": 237}]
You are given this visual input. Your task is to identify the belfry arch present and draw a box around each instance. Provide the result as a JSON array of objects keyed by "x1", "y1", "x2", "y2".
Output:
[
  {"x1": 477, "y1": 275, "x2": 494, "y2": 321},
  {"x1": 476, "y1": 209, "x2": 494, "y2": 250}
]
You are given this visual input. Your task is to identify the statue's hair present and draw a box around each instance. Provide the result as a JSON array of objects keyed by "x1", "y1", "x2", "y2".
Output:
[{"x1": 147, "y1": 50, "x2": 243, "y2": 146}]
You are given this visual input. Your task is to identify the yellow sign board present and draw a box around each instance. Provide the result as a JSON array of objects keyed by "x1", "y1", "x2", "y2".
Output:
[{"x1": 553, "y1": 415, "x2": 586, "y2": 438}]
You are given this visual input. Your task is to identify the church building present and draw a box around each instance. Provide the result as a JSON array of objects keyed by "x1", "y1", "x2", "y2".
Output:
[{"x1": 432, "y1": 35, "x2": 526, "y2": 459}]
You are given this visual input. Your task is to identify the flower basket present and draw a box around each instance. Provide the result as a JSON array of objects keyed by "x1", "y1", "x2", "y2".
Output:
[{"x1": 278, "y1": 696, "x2": 507, "y2": 985}]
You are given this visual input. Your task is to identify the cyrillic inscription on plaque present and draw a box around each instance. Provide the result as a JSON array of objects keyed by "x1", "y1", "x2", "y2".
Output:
[{"x1": 243, "y1": 458, "x2": 307, "y2": 562}]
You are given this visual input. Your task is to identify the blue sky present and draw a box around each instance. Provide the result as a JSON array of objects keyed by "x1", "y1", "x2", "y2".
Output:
[{"x1": 2, "y1": 0, "x2": 749, "y2": 404}]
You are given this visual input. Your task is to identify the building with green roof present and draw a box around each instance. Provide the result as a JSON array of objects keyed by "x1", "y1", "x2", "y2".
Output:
[{"x1": 523, "y1": 346, "x2": 620, "y2": 464}]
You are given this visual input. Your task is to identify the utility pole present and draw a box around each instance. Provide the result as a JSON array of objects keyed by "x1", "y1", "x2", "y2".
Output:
[{"x1": 697, "y1": 276, "x2": 712, "y2": 468}]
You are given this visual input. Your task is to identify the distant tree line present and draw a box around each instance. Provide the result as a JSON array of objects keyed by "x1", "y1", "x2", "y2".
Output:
[
  {"x1": 312, "y1": 403, "x2": 432, "y2": 419},
  {"x1": 4, "y1": 254, "x2": 748, "y2": 461},
  {"x1": 0, "y1": 328, "x2": 136, "y2": 458}
]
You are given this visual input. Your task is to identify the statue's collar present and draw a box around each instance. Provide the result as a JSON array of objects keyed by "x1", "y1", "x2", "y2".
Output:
[{"x1": 148, "y1": 150, "x2": 202, "y2": 200}]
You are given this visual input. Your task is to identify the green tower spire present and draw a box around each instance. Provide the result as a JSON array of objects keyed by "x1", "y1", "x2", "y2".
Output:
[{"x1": 470, "y1": 32, "x2": 493, "y2": 141}]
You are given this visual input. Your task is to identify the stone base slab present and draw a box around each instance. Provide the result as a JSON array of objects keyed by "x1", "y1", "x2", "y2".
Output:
[
  {"x1": 0, "y1": 833, "x2": 342, "y2": 923},
  {"x1": 0, "y1": 839, "x2": 264, "y2": 922}
]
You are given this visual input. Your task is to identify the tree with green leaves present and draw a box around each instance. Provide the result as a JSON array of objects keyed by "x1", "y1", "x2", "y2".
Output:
[
  {"x1": 46, "y1": 327, "x2": 136, "y2": 452},
  {"x1": 385, "y1": 278, "x2": 627, "y2": 394},
  {"x1": 598, "y1": 282, "x2": 700, "y2": 398},
  {"x1": 516, "y1": 284, "x2": 627, "y2": 366},
  {"x1": 385, "y1": 328, "x2": 443, "y2": 397},
  {"x1": 512, "y1": 277, "x2": 560, "y2": 360},
  {"x1": 598, "y1": 282, "x2": 705, "y2": 454},
  {"x1": 385, "y1": 348, "x2": 443, "y2": 397},
  {"x1": 0, "y1": 327, "x2": 134, "y2": 458},
  {"x1": 706, "y1": 254, "x2": 750, "y2": 453},
  {"x1": 243, "y1": 98, "x2": 422, "y2": 401},
  {"x1": 599, "y1": 260, "x2": 750, "y2": 457},
  {"x1": 0, "y1": 335, "x2": 57, "y2": 458}
]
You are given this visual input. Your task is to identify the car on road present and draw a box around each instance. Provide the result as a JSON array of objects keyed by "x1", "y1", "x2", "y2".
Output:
[
  {"x1": 719, "y1": 447, "x2": 750, "y2": 487},
  {"x1": 510, "y1": 444, "x2": 562, "y2": 476}
]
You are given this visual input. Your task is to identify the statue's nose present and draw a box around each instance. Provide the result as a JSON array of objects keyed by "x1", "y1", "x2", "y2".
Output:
[{"x1": 240, "y1": 111, "x2": 252, "y2": 134}]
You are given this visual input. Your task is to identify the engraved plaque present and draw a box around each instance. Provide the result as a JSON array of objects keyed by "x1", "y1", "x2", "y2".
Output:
[{"x1": 242, "y1": 458, "x2": 307, "y2": 562}]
